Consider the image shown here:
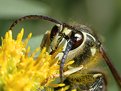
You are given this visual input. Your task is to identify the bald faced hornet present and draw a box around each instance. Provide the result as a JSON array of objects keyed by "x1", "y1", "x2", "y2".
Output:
[{"x1": 9, "y1": 15, "x2": 121, "y2": 91}]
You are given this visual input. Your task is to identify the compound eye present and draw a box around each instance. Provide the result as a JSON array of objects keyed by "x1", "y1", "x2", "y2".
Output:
[
  {"x1": 70, "y1": 32, "x2": 83, "y2": 50},
  {"x1": 50, "y1": 25, "x2": 60, "y2": 40}
]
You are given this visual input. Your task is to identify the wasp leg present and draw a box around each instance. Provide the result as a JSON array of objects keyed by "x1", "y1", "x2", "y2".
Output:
[
  {"x1": 54, "y1": 72, "x2": 107, "y2": 91},
  {"x1": 89, "y1": 73, "x2": 107, "y2": 91},
  {"x1": 40, "y1": 31, "x2": 51, "y2": 51}
]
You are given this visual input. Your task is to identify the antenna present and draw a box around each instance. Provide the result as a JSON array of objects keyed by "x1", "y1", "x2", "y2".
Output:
[
  {"x1": 9, "y1": 15, "x2": 77, "y2": 32},
  {"x1": 9, "y1": 15, "x2": 62, "y2": 30}
]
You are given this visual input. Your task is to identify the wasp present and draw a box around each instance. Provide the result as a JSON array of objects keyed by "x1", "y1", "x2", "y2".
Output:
[{"x1": 9, "y1": 15, "x2": 121, "y2": 91}]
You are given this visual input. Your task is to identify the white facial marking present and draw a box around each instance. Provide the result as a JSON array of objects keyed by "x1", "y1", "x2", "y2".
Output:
[
  {"x1": 91, "y1": 48, "x2": 96, "y2": 56},
  {"x1": 63, "y1": 28, "x2": 72, "y2": 35}
]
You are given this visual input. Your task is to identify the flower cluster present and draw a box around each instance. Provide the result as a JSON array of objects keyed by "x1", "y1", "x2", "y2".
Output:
[{"x1": 0, "y1": 29, "x2": 62, "y2": 91}]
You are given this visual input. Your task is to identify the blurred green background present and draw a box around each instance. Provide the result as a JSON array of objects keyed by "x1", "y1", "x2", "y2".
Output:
[{"x1": 0, "y1": 0, "x2": 121, "y2": 90}]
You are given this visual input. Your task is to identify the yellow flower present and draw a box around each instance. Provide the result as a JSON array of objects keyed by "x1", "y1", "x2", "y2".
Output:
[
  {"x1": 0, "y1": 28, "x2": 83, "y2": 91},
  {"x1": 0, "y1": 29, "x2": 61, "y2": 91}
]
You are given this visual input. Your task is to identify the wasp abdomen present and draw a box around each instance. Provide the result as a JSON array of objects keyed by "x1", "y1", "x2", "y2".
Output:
[{"x1": 54, "y1": 72, "x2": 107, "y2": 91}]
